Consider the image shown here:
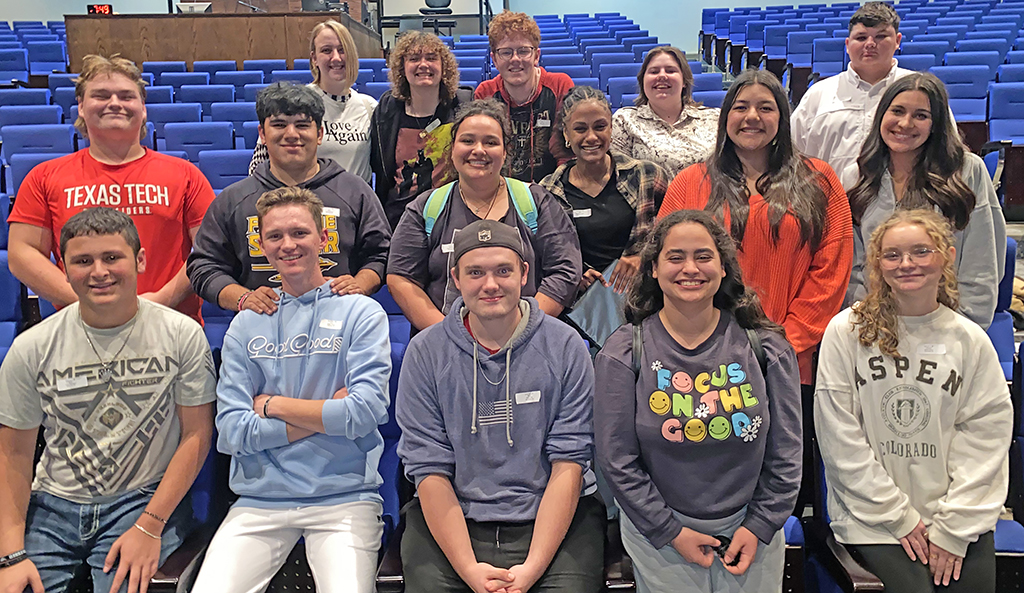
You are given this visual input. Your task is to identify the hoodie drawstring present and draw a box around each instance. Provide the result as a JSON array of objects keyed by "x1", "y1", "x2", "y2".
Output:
[{"x1": 471, "y1": 341, "x2": 514, "y2": 447}]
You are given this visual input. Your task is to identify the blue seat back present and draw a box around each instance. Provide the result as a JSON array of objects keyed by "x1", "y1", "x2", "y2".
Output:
[
  {"x1": 198, "y1": 149, "x2": 252, "y2": 190},
  {"x1": 162, "y1": 121, "x2": 234, "y2": 162},
  {"x1": 210, "y1": 101, "x2": 257, "y2": 133},
  {"x1": 192, "y1": 60, "x2": 237, "y2": 76},
  {"x1": 0, "y1": 104, "x2": 62, "y2": 128},
  {"x1": 146, "y1": 103, "x2": 203, "y2": 136},
  {"x1": 0, "y1": 123, "x2": 74, "y2": 161}
]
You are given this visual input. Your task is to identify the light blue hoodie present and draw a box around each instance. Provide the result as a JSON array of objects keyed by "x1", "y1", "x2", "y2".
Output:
[{"x1": 216, "y1": 280, "x2": 392, "y2": 509}]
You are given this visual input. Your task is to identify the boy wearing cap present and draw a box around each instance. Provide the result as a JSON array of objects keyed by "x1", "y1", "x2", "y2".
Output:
[{"x1": 396, "y1": 219, "x2": 604, "y2": 593}]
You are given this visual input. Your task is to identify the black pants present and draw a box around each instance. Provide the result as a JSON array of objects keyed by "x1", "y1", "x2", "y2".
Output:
[
  {"x1": 848, "y1": 531, "x2": 995, "y2": 593},
  {"x1": 401, "y1": 495, "x2": 606, "y2": 593}
]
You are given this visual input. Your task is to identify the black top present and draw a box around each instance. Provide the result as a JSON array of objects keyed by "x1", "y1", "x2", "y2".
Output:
[{"x1": 563, "y1": 165, "x2": 634, "y2": 271}]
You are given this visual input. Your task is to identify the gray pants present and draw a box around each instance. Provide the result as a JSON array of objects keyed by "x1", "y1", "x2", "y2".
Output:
[
  {"x1": 620, "y1": 507, "x2": 785, "y2": 593},
  {"x1": 848, "y1": 531, "x2": 995, "y2": 593},
  {"x1": 401, "y1": 495, "x2": 606, "y2": 593}
]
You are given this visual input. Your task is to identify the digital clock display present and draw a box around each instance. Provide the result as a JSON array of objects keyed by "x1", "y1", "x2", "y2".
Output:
[{"x1": 88, "y1": 4, "x2": 113, "y2": 14}]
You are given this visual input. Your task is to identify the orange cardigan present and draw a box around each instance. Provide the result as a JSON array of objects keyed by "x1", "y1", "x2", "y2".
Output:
[{"x1": 658, "y1": 159, "x2": 853, "y2": 384}]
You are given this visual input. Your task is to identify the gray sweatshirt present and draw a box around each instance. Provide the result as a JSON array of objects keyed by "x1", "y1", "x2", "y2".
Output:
[
  {"x1": 396, "y1": 297, "x2": 596, "y2": 522},
  {"x1": 595, "y1": 312, "x2": 803, "y2": 548}
]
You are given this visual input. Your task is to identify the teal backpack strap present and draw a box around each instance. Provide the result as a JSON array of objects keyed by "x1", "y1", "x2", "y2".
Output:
[
  {"x1": 423, "y1": 181, "x2": 456, "y2": 237},
  {"x1": 505, "y1": 177, "x2": 538, "y2": 234}
]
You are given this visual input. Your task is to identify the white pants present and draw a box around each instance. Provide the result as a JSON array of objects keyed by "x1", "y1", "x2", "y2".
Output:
[{"x1": 191, "y1": 500, "x2": 383, "y2": 593}]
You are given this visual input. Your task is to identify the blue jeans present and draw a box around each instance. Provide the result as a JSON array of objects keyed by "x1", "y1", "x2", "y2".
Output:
[{"x1": 24, "y1": 486, "x2": 189, "y2": 593}]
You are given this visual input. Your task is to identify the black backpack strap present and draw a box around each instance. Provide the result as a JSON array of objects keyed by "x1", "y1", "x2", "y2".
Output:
[
  {"x1": 745, "y1": 327, "x2": 768, "y2": 379},
  {"x1": 632, "y1": 323, "x2": 643, "y2": 377}
]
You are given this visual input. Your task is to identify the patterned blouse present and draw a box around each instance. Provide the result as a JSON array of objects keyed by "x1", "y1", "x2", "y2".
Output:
[{"x1": 611, "y1": 103, "x2": 720, "y2": 177}]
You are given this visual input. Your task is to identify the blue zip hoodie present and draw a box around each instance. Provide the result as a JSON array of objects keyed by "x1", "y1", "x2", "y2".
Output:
[
  {"x1": 396, "y1": 297, "x2": 596, "y2": 523},
  {"x1": 216, "y1": 280, "x2": 392, "y2": 508}
]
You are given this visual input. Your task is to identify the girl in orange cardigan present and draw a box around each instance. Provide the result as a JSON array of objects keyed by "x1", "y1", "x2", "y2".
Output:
[{"x1": 658, "y1": 69, "x2": 853, "y2": 387}]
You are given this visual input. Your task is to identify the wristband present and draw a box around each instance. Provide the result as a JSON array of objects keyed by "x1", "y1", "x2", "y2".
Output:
[
  {"x1": 237, "y1": 290, "x2": 254, "y2": 312},
  {"x1": 0, "y1": 550, "x2": 27, "y2": 569},
  {"x1": 133, "y1": 523, "x2": 161, "y2": 540},
  {"x1": 263, "y1": 395, "x2": 275, "y2": 418},
  {"x1": 143, "y1": 510, "x2": 167, "y2": 525}
]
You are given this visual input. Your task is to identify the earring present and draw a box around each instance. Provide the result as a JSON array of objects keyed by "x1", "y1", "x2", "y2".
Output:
[{"x1": 565, "y1": 139, "x2": 572, "y2": 149}]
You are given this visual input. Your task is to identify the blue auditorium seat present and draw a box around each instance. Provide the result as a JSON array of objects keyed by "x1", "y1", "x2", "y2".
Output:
[
  {"x1": 176, "y1": 84, "x2": 234, "y2": 117},
  {"x1": 547, "y1": 64, "x2": 591, "y2": 79},
  {"x1": 198, "y1": 149, "x2": 252, "y2": 190},
  {"x1": 270, "y1": 70, "x2": 314, "y2": 84},
  {"x1": 900, "y1": 41, "x2": 951, "y2": 65},
  {"x1": 210, "y1": 101, "x2": 257, "y2": 134},
  {"x1": 214, "y1": 70, "x2": 263, "y2": 95},
  {"x1": 998, "y1": 64, "x2": 1024, "y2": 83},
  {"x1": 142, "y1": 60, "x2": 186, "y2": 81},
  {"x1": 159, "y1": 71, "x2": 209, "y2": 90},
  {"x1": 787, "y1": 31, "x2": 826, "y2": 68},
  {"x1": 242, "y1": 82, "x2": 270, "y2": 102},
  {"x1": 692, "y1": 72, "x2": 724, "y2": 93},
  {"x1": 990, "y1": 83, "x2": 1024, "y2": 144},
  {"x1": 47, "y1": 72, "x2": 76, "y2": 94},
  {"x1": 356, "y1": 68, "x2": 374, "y2": 86},
  {"x1": 458, "y1": 67, "x2": 483, "y2": 84},
  {"x1": 944, "y1": 50, "x2": 1002, "y2": 77},
  {"x1": 453, "y1": 55, "x2": 486, "y2": 71},
  {"x1": 360, "y1": 57, "x2": 387, "y2": 75},
  {"x1": 0, "y1": 250, "x2": 22, "y2": 323},
  {"x1": 192, "y1": 60, "x2": 237, "y2": 76},
  {"x1": 0, "y1": 123, "x2": 74, "y2": 162},
  {"x1": 242, "y1": 59, "x2": 288, "y2": 81},
  {"x1": 930, "y1": 65, "x2": 990, "y2": 122},
  {"x1": 598, "y1": 63, "x2": 641, "y2": 91},
  {"x1": 608, "y1": 77, "x2": 637, "y2": 108},
  {"x1": 145, "y1": 85, "x2": 174, "y2": 104},
  {"x1": 896, "y1": 53, "x2": 936, "y2": 72},
  {"x1": 632, "y1": 44, "x2": 660, "y2": 62},
  {"x1": 541, "y1": 54, "x2": 585, "y2": 67},
  {"x1": 812, "y1": 37, "x2": 846, "y2": 78},
  {"x1": 0, "y1": 193, "x2": 8, "y2": 248},
  {"x1": 622, "y1": 35, "x2": 658, "y2": 51},
  {"x1": 363, "y1": 82, "x2": 391, "y2": 101},
  {"x1": 0, "y1": 87, "x2": 48, "y2": 106},
  {"x1": 146, "y1": 102, "x2": 203, "y2": 137},
  {"x1": 0, "y1": 104, "x2": 61, "y2": 129},
  {"x1": 241, "y1": 121, "x2": 261, "y2": 150},
  {"x1": 7, "y1": 152, "x2": 63, "y2": 195},
  {"x1": 693, "y1": 90, "x2": 727, "y2": 108},
  {"x1": 26, "y1": 40, "x2": 66, "y2": 75},
  {"x1": 163, "y1": 122, "x2": 234, "y2": 162},
  {"x1": 585, "y1": 46, "x2": 628, "y2": 63},
  {"x1": 956, "y1": 38, "x2": 1013, "y2": 58}
]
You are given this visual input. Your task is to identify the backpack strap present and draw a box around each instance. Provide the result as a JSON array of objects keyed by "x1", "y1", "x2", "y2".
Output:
[
  {"x1": 745, "y1": 327, "x2": 768, "y2": 380},
  {"x1": 632, "y1": 323, "x2": 643, "y2": 377},
  {"x1": 423, "y1": 181, "x2": 456, "y2": 237},
  {"x1": 505, "y1": 177, "x2": 538, "y2": 234}
]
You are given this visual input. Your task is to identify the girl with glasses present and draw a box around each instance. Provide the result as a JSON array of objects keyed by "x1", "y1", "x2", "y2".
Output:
[
  {"x1": 815, "y1": 208, "x2": 1011, "y2": 593},
  {"x1": 843, "y1": 72, "x2": 1006, "y2": 327}
]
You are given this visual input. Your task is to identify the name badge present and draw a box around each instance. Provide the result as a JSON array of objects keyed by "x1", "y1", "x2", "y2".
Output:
[
  {"x1": 57, "y1": 375, "x2": 88, "y2": 391},
  {"x1": 323, "y1": 207, "x2": 340, "y2": 217},
  {"x1": 320, "y1": 319, "x2": 343, "y2": 330},
  {"x1": 536, "y1": 118, "x2": 551, "y2": 128},
  {"x1": 918, "y1": 343, "x2": 946, "y2": 355},
  {"x1": 424, "y1": 119, "x2": 441, "y2": 134},
  {"x1": 515, "y1": 390, "x2": 541, "y2": 404},
  {"x1": 572, "y1": 208, "x2": 592, "y2": 218},
  {"x1": 441, "y1": 243, "x2": 454, "y2": 253}
]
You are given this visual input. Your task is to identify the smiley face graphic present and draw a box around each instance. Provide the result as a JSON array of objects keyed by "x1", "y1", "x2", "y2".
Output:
[
  {"x1": 649, "y1": 391, "x2": 671, "y2": 416},
  {"x1": 708, "y1": 416, "x2": 732, "y2": 441},
  {"x1": 683, "y1": 418, "x2": 707, "y2": 442},
  {"x1": 671, "y1": 371, "x2": 693, "y2": 393}
]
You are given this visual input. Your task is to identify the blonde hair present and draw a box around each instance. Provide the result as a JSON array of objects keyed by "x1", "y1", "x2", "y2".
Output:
[
  {"x1": 487, "y1": 11, "x2": 541, "y2": 51},
  {"x1": 74, "y1": 54, "x2": 148, "y2": 141},
  {"x1": 256, "y1": 186, "x2": 325, "y2": 234},
  {"x1": 852, "y1": 209, "x2": 959, "y2": 358},
  {"x1": 308, "y1": 20, "x2": 360, "y2": 90},
  {"x1": 388, "y1": 31, "x2": 459, "y2": 103}
]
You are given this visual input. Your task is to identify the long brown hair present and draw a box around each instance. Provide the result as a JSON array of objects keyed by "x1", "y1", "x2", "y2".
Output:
[
  {"x1": 847, "y1": 73, "x2": 975, "y2": 230},
  {"x1": 704, "y1": 69, "x2": 829, "y2": 252},
  {"x1": 851, "y1": 209, "x2": 959, "y2": 358}
]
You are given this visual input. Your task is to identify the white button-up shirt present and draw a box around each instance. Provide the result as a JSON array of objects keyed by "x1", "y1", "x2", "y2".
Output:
[{"x1": 791, "y1": 60, "x2": 912, "y2": 177}]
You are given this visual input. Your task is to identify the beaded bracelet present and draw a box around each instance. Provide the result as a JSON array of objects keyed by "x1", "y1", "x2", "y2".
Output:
[
  {"x1": 0, "y1": 549, "x2": 27, "y2": 569},
  {"x1": 143, "y1": 510, "x2": 167, "y2": 525},
  {"x1": 237, "y1": 290, "x2": 254, "y2": 312}
]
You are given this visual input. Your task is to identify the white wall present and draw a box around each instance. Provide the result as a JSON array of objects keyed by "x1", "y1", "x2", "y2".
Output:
[
  {"x1": 508, "y1": 0, "x2": 789, "y2": 55},
  {"x1": 0, "y1": 0, "x2": 170, "y2": 24}
]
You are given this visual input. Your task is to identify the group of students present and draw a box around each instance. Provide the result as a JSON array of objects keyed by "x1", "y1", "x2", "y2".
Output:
[{"x1": 0, "y1": 2, "x2": 1015, "y2": 593}]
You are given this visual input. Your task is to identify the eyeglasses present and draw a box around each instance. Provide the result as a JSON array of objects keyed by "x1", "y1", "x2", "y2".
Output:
[
  {"x1": 878, "y1": 247, "x2": 939, "y2": 269},
  {"x1": 494, "y1": 46, "x2": 535, "y2": 60}
]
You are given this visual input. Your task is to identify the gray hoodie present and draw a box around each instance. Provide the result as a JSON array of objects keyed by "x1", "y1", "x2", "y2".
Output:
[{"x1": 396, "y1": 297, "x2": 596, "y2": 522}]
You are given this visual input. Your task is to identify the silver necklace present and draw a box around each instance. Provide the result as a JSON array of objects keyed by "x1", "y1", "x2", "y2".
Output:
[{"x1": 80, "y1": 314, "x2": 138, "y2": 383}]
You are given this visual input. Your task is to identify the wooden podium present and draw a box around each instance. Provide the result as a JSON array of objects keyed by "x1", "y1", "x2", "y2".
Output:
[{"x1": 64, "y1": 10, "x2": 382, "y2": 73}]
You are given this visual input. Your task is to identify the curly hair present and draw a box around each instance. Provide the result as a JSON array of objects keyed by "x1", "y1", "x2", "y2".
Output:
[
  {"x1": 387, "y1": 31, "x2": 459, "y2": 103},
  {"x1": 442, "y1": 98, "x2": 512, "y2": 179},
  {"x1": 625, "y1": 209, "x2": 782, "y2": 335},
  {"x1": 635, "y1": 46, "x2": 695, "y2": 107},
  {"x1": 308, "y1": 20, "x2": 360, "y2": 90},
  {"x1": 487, "y1": 11, "x2": 541, "y2": 50},
  {"x1": 852, "y1": 209, "x2": 959, "y2": 359},
  {"x1": 74, "y1": 54, "x2": 148, "y2": 141}
]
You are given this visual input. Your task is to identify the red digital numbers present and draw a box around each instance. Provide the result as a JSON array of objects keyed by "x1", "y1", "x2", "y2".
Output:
[{"x1": 88, "y1": 4, "x2": 113, "y2": 14}]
